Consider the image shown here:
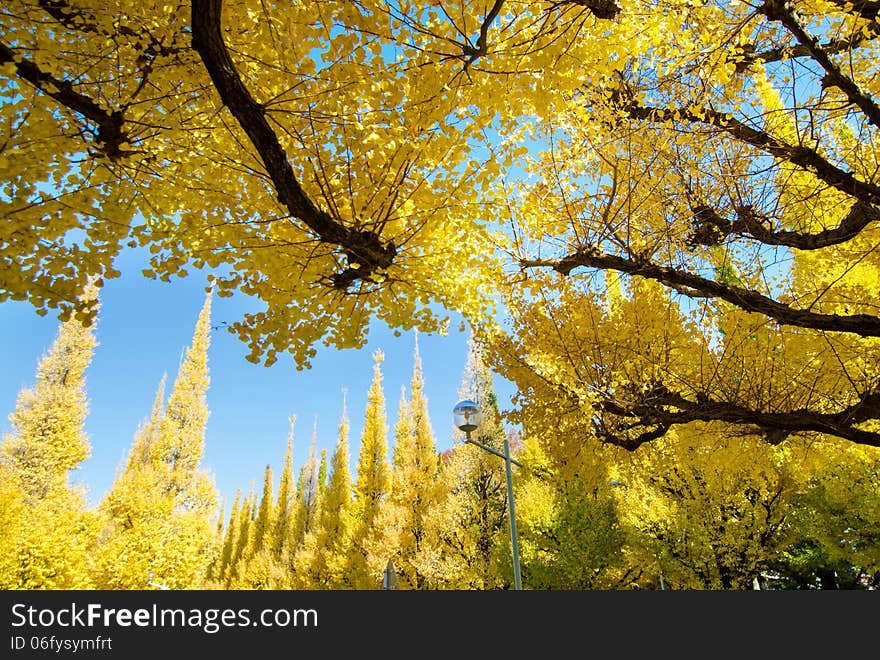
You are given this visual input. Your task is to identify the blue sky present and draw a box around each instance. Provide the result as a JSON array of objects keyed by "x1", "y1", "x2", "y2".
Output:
[{"x1": 0, "y1": 248, "x2": 517, "y2": 509}]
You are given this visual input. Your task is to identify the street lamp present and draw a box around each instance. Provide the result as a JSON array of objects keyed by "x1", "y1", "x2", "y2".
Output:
[
  {"x1": 147, "y1": 571, "x2": 170, "y2": 590},
  {"x1": 453, "y1": 399, "x2": 523, "y2": 590}
]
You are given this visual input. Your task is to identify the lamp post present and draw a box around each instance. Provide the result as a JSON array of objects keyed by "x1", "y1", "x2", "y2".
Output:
[
  {"x1": 453, "y1": 399, "x2": 523, "y2": 590},
  {"x1": 382, "y1": 558, "x2": 399, "y2": 590},
  {"x1": 147, "y1": 571, "x2": 170, "y2": 590}
]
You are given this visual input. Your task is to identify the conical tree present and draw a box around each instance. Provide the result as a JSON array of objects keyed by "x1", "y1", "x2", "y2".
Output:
[
  {"x1": 272, "y1": 416, "x2": 297, "y2": 557},
  {"x1": 389, "y1": 333, "x2": 443, "y2": 589},
  {"x1": 347, "y1": 350, "x2": 394, "y2": 588},
  {"x1": 204, "y1": 493, "x2": 227, "y2": 585},
  {"x1": 210, "y1": 488, "x2": 242, "y2": 586},
  {"x1": 287, "y1": 419, "x2": 322, "y2": 556},
  {"x1": 125, "y1": 374, "x2": 167, "y2": 471},
  {"x1": 151, "y1": 290, "x2": 214, "y2": 497},
  {"x1": 391, "y1": 385, "x2": 412, "y2": 480},
  {"x1": 0, "y1": 460, "x2": 28, "y2": 588},
  {"x1": 0, "y1": 284, "x2": 99, "y2": 589},
  {"x1": 354, "y1": 353, "x2": 391, "y2": 525},
  {"x1": 234, "y1": 463, "x2": 287, "y2": 589},
  {"x1": 94, "y1": 289, "x2": 219, "y2": 589},
  {"x1": 317, "y1": 448, "x2": 328, "y2": 503},
  {"x1": 2, "y1": 286, "x2": 98, "y2": 500},
  {"x1": 295, "y1": 396, "x2": 355, "y2": 588},
  {"x1": 251, "y1": 464, "x2": 274, "y2": 556},
  {"x1": 226, "y1": 487, "x2": 257, "y2": 587}
]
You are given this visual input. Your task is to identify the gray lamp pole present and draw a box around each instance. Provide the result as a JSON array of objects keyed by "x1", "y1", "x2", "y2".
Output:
[
  {"x1": 453, "y1": 399, "x2": 523, "y2": 590},
  {"x1": 382, "y1": 558, "x2": 399, "y2": 590}
]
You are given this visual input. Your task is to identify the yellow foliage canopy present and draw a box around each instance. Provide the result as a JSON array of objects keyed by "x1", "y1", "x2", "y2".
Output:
[{"x1": 2, "y1": 0, "x2": 879, "y2": 449}]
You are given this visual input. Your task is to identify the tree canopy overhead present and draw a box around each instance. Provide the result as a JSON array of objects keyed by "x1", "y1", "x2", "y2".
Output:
[{"x1": 3, "y1": 1, "x2": 879, "y2": 448}]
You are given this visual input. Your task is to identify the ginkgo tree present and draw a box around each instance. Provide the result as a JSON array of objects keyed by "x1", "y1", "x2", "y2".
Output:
[
  {"x1": 475, "y1": 0, "x2": 880, "y2": 451},
  {"x1": 0, "y1": 0, "x2": 500, "y2": 369},
  {"x1": 3, "y1": 0, "x2": 879, "y2": 451},
  {"x1": 0, "y1": 284, "x2": 99, "y2": 588}
]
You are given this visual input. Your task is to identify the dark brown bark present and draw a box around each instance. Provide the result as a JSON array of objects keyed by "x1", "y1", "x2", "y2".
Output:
[
  {"x1": 565, "y1": 0, "x2": 622, "y2": 20},
  {"x1": 619, "y1": 100, "x2": 880, "y2": 207},
  {"x1": 190, "y1": 0, "x2": 396, "y2": 290},
  {"x1": 521, "y1": 249, "x2": 880, "y2": 337},
  {"x1": 759, "y1": 0, "x2": 880, "y2": 128},
  {"x1": 826, "y1": 0, "x2": 880, "y2": 19},
  {"x1": 594, "y1": 383, "x2": 880, "y2": 450},
  {"x1": 0, "y1": 41, "x2": 129, "y2": 160},
  {"x1": 688, "y1": 200, "x2": 880, "y2": 251},
  {"x1": 462, "y1": 0, "x2": 506, "y2": 63},
  {"x1": 737, "y1": 36, "x2": 870, "y2": 72}
]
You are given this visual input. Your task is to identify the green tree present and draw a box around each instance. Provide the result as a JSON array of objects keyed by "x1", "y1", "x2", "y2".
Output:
[
  {"x1": 768, "y1": 440, "x2": 880, "y2": 589},
  {"x1": 505, "y1": 412, "x2": 634, "y2": 590}
]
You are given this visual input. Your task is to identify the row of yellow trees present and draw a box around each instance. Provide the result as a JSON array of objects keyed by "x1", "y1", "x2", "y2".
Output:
[
  {"x1": 0, "y1": 287, "x2": 518, "y2": 590},
  {"x1": 207, "y1": 339, "x2": 514, "y2": 590},
  {"x1": 1, "y1": 286, "x2": 217, "y2": 589},
  {"x1": 2, "y1": 286, "x2": 878, "y2": 590}
]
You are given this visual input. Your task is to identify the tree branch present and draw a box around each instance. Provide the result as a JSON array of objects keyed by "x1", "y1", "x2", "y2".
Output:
[
  {"x1": 736, "y1": 27, "x2": 880, "y2": 72},
  {"x1": 551, "y1": 0, "x2": 621, "y2": 20},
  {"x1": 37, "y1": 0, "x2": 186, "y2": 57},
  {"x1": 617, "y1": 98, "x2": 880, "y2": 207},
  {"x1": 0, "y1": 41, "x2": 129, "y2": 160},
  {"x1": 190, "y1": 0, "x2": 396, "y2": 290},
  {"x1": 688, "y1": 199, "x2": 880, "y2": 250},
  {"x1": 520, "y1": 249, "x2": 880, "y2": 336},
  {"x1": 462, "y1": 0, "x2": 506, "y2": 64},
  {"x1": 497, "y1": 344, "x2": 880, "y2": 450},
  {"x1": 826, "y1": 0, "x2": 880, "y2": 19},
  {"x1": 759, "y1": 0, "x2": 880, "y2": 128},
  {"x1": 595, "y1": 382, "x2": 880, "y2": 449}
]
